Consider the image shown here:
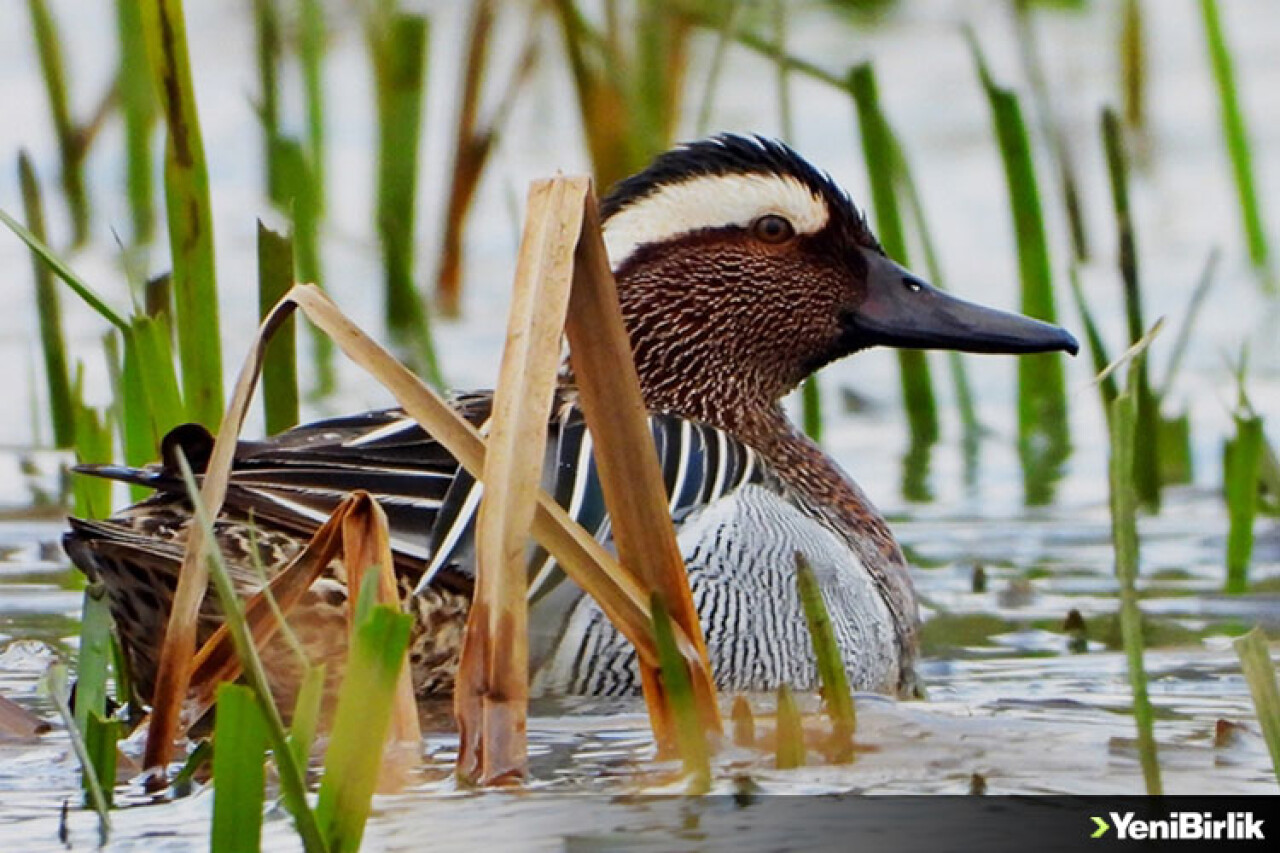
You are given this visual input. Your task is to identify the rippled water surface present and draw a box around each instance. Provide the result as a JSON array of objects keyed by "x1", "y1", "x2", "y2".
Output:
[{"x1": 2, "y1": 0, "x2": 1279, "y2": 849}]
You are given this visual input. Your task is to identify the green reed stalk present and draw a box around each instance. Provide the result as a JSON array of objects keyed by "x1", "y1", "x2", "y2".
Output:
[
  {"x1": 795, "y1": 554, "x2": 856, "y2": 762},
  {"x1": 1234, "y1": 627, "x2": 1280, "y2": 785},
  {"x1": 1102, "y1": 108, "x2": 1159, "y2": 510},
  {"x1": 774, "y1": 684, "x2": 805, "y2": 769},
  {"x1": 632, "y1": 0, "x2": 685, "y2": 167},
  {"x1": 175, "y1": 454, "x2": 325, "y2": 852},
  {"x1": 970, "y1": 37, "x2": 1070, "y2": 506},
  {"x1": 75, "y1": 585, "x2": 119, "y2": 810},
  {"x1": 1199, "y1": 0, "x2": 1272, "y2": 281},
  {"x1": 273, "y1": 138, "x2": 335, "y2": 397},
  {"x1": 848, "y1": 65, "x2": 939, "y2": 486},
  {"x1": 74, "y1": 583, "x2": 113, "y2": 736},
  {"x1": 300, "y1": 0, "x2": 327, "y2": 211},
  {"x1": 71, "y1": 391, "x2": 113, "y2": 521},
  {"x1": 1013, "y1": 0, "x2": 1089, "y2": 261},
  {"x1": 1120, "y1": 0, "x2": 1146, "y2": 132},
  {"x1": 891, "y1": 128, "x2": 982, "y2": 479},
  {"x1": 1225, "y1": 412, "x2": 1263, "y2": 594},
  {"x1": 18, "y1": 153, "x2": 73, "y2": 448},
  {"x1": 116, "y1": 0, "x2": 156, "y2": 244},
  {"x1": 316, "y1": 572, "x2": 412, "y2": 853},
  {"x1": 139, "y1": 0, "x2": 225, "y2": 429},
  {"x1": 254, "y1": 0, "x2": 284, "y2": 206},
  {"x1": 1108, "y1": 359, "x2": 1162, "y2": 795},
  {"x1": 651, "y1": 594, "x2": 711, "y2": 791},
  {"x1": 258, "y1": 222, "x2": 299, "y2": 434},
  {"x1": 46, "y1": 666, "x2": 110, "y2": 845},
  {"x1": 212, "y1": 683, "x2": 269, "y2": 852},
  {"x1": 25, "y1": 0, "x2": 89, "y2": 245},
  {"x1": 120, "y1": 316, "x2": 185, "y2": 500},
  {"x1": 369, "y1": 11, "x2": 440, "y2": 385}
]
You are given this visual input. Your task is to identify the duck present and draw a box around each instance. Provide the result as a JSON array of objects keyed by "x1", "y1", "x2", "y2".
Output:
[{"x1": 64, "y1": 134, "x2": 1078, "y2": 710}]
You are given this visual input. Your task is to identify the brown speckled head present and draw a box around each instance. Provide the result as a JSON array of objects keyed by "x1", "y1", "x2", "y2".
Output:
[
  {"x1": 602, "y1": 135, "x2": 880, "y2": 427},
  {"x1": 600, "y1": 134, "x2": 1077, "y2": 437}
]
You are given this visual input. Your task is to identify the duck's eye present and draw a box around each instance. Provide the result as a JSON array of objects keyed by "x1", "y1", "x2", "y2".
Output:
[{"x1": 752, "y1": 214, "x2": 795, "y2": 244}]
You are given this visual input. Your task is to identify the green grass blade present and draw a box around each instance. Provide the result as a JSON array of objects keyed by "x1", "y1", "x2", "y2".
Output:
[
  {"x1": 115, "y1": 0, "x2": 156, "y2": 244},
  {"x1": 651, "y1": 594, "x2": 711, "y2": 792},
  {"x1": 25, "y1": 0, "x2": 89, "y2": 245},
  {"x1": 212, "y1": 682, "x2": 269, "y2": 853},
  {"x1": 258, "y1": 221, "x2": 300, "y2": 434},
  {"x1": 1108, "y1": 363, "x2": 1162, "y2": 795},
  {"x1": 369, "y1": 12, "x2": 441, "y2": 385},
  {"x1": 174, "y1": 455, "x2": 327, "y2": 852},
  {"x1": 254, "y1": 0, "x2": 284, "y2": 205},
  {"x1": 139, "y1": 0, "x2": 225, "y2": 428},
  {"x1": 83, "y1": 712, "x2": 121, "y2": 809},
  {"x1": 1199, "y1": 0, "x2": 1272, "y2": 280},
  {"x1": 18, "y1": 152, "x2": 74, "y2": 448},
  {"x1": 74, "y1": 583, "x2": 113, "y2": 735},
  {"x1": 288, "y1": 664, "x2": 327, "y2": 772},
  {"x1": 848, "y1": 64, "x2": 939, "y2": 487},
  {"x1": 774, "y1": 684, "x2": 805, "y2": 770},
  {"x1": 1067, "y1": 266, "x2": 1116, "y2": 411},
  {"x1": 1102, "y1": 107, "x2": 1159, "y2": 511},
  {"x1": 794, "y1": 554, "x2": 856, "y2": 763},
  {"x1": 969, "y1": 35, "x2": 1070, "y2": 506},
  {"x1": 45, "y1": 665, "x2": 111, "y2": 844},
  {"x1": 0, "y1": 208, "x2": 128, "y2": 331},
  {"x1": 1225, "y1": 413, "x2": 1263, "y2": 595},
  {"x1": 1233, "y1": 627, "x2": 1280, "y2": 785},
  {"x1": 316, "y1": 579, "x2": 413, "y2": 853},
  {"x1": 1012, "y1": 0, "x2": 1090, "y2": 261},
  {"x1": 300, "y1": 0, "x2": 327, "y2": 210}
]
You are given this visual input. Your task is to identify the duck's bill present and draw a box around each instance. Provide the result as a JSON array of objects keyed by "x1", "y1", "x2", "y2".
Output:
[{"x1": 843, "y1": 253, "x2": 1080, "y2": 356}]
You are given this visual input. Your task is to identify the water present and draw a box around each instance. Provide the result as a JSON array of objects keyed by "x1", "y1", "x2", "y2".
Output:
[{"x1": 2, "y1": 0, "x2": 1279, "y2": 849}]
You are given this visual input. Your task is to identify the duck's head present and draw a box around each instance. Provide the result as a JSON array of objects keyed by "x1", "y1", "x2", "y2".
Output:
[{"x1": 601, "y1": 134, "x2": 1078, "y2": 424}]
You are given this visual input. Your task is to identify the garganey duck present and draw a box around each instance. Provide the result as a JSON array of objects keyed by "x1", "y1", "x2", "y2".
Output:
[{"x1": 65, "y1": 135, "x2": 1078, "y2": 708}]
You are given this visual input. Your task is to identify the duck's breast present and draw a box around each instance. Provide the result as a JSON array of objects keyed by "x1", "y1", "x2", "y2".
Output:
[{"x1": 532, "y1": 482, "x2": 900, "y2": 696}]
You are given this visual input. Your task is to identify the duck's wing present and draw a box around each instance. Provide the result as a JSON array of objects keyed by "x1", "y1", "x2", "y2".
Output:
[
  {"x1": 420, "y1": 400, "x2": 770, "y2": 604},
  {"x1": 75, "y1": 391, "x2": 770, "y2": 598}
]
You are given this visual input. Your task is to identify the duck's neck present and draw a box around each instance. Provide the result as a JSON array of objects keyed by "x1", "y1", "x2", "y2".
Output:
[{"x1": 658, "y1": 395, "x2": 919, "y2": 668}]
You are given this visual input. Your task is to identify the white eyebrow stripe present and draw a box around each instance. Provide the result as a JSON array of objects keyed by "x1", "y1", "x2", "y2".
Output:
[{"x1": 602, "y1": 172, "x2": 829, "y2": 269}]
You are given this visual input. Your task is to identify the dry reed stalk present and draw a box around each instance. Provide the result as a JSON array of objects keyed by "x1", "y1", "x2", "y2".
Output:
[
  {"x1": 565, "y1": 188, "x2": 721, "y2": 745},
  {"x1": 455, "y1": 178, "x2": 581, "y2": 785},
  {"x1": 338, "y1": 495, "x2": 421, "y2": 785}
]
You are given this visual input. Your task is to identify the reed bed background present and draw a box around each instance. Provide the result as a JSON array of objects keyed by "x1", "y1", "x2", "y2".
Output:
[{"x1": 1, "y1": 0, "x2": 1279, "y2": 845}]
